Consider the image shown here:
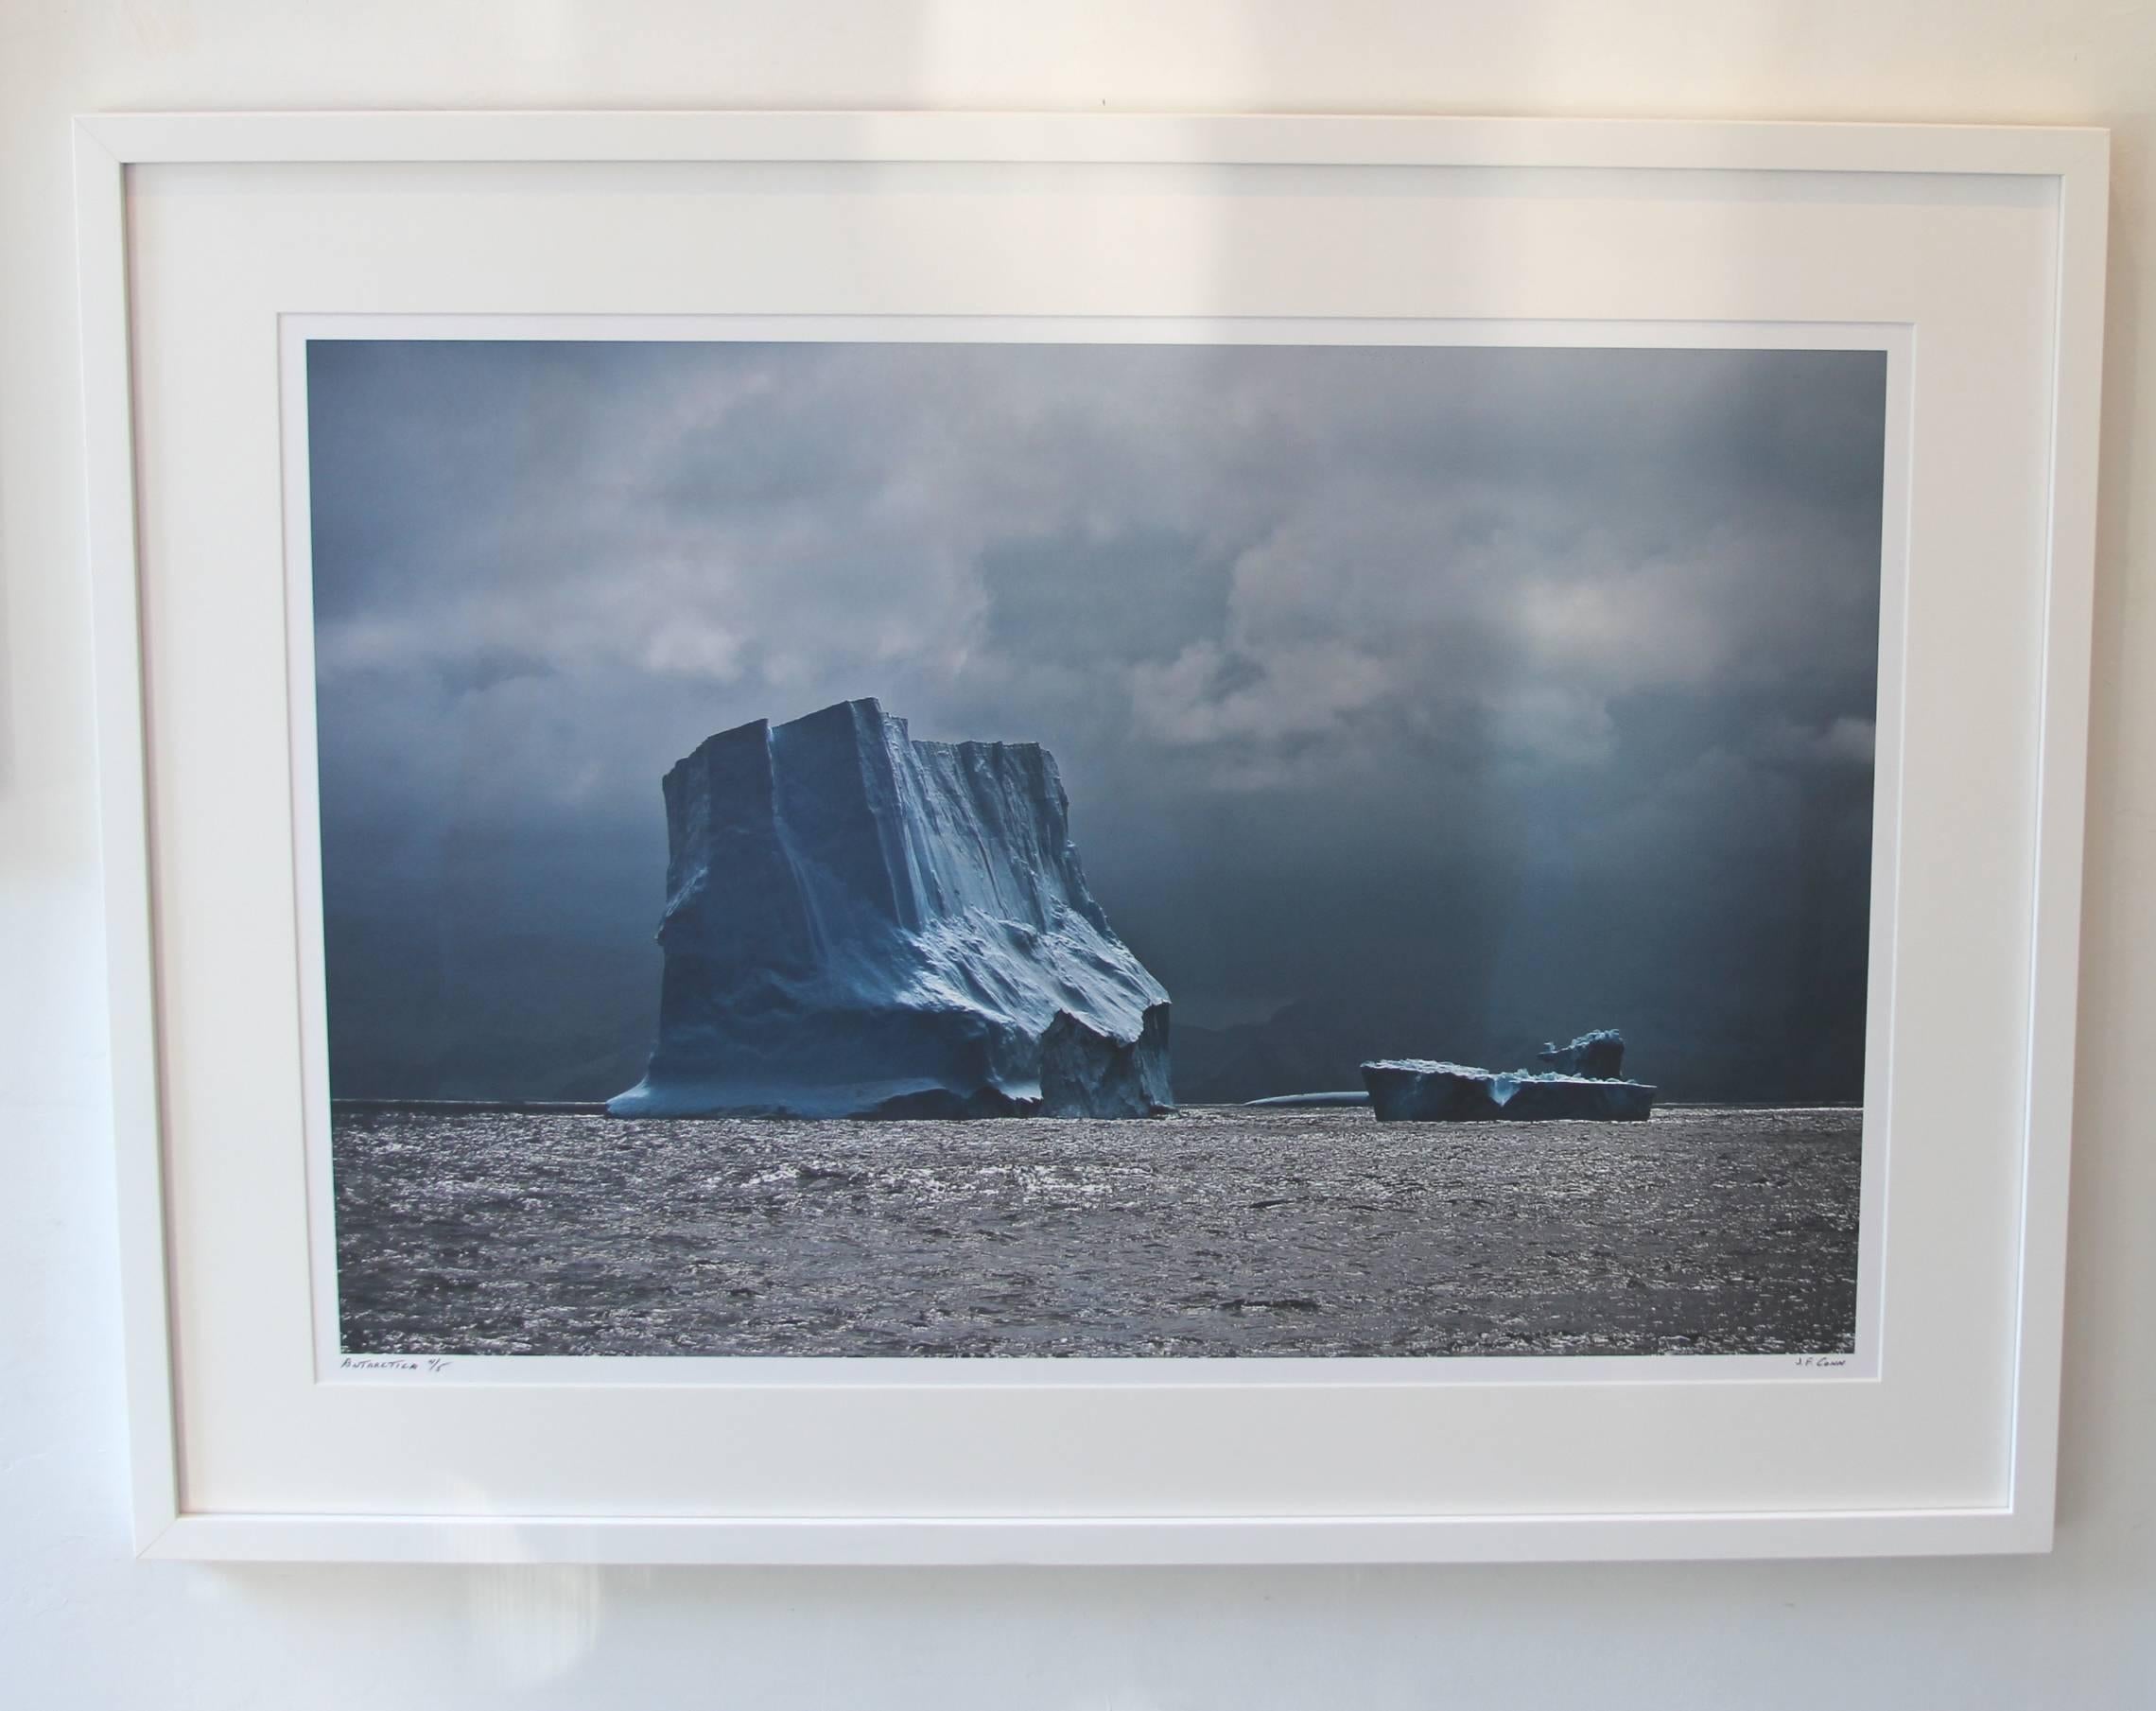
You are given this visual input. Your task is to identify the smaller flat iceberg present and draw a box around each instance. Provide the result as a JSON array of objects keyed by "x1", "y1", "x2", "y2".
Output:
[{"x1": 1362, "y1": 1059, "x2": 1656, "y2": 1123}]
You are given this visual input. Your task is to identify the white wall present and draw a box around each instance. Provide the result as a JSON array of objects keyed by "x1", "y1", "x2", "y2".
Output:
[{"x1": 5, "y1": 5, "x2": 2150, "y2": 1705}]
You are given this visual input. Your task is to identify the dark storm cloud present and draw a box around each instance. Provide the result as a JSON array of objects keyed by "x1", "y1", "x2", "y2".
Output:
[{"x1": 306, "y1": 339, "x2": 1886, "y2": 1102}]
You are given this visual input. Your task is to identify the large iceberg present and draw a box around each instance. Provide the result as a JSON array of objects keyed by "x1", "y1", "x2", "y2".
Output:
[
  {"x1": 608, "y1": 699, "x2": 1173, "y2": 1120},
  {"x1": 1362, "y1": 1059, "x2": 1656, "y2": 1123}
]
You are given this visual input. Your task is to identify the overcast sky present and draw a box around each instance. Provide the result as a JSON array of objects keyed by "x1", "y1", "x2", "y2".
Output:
[{"x1": 306, "y1": 338, "x2": 1886, "y2": 1102}]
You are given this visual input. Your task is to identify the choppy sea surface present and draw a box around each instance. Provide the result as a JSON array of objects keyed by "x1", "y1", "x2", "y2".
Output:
[{"x1": 333, "y1": 1104, "x2": 1860, "y2": 1358}]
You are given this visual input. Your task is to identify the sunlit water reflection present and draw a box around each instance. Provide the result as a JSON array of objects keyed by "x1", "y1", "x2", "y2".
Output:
[{"x1": 334, "y1": 1105, "x2": 1860, "y2": 1358}]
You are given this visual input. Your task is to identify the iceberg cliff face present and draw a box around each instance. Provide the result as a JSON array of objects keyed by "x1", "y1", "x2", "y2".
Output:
[{"x1": 609, "y1": 699, "x2": 1172, "y2": 1119}]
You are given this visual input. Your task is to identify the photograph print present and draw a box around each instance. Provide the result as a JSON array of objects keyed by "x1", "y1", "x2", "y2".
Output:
[{"x1": 306, "y1": 335, "x2": 1886, "y2": 1360}]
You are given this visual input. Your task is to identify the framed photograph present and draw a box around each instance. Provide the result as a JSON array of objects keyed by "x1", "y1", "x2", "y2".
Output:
[{"x1": 76, "y1": 112, "x2": 2107, "y2": 1563}]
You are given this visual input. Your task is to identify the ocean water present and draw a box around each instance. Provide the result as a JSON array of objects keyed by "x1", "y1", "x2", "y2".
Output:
[{"x1": 332, "y1": 1104, "x2": 1861, "y2": 1358}]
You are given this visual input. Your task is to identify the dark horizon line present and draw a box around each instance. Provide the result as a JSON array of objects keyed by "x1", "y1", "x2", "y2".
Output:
[{"x1": 325, "y1": 1095, "x2": 1865, "y2": 1115}]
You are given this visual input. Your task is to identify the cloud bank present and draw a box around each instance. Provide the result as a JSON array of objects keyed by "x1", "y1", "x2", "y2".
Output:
[{"x1": 307, "y1": 339, "x2": 1886, "y2": 1101}]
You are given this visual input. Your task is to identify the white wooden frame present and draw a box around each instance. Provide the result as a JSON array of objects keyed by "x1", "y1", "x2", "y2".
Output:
[{"x1": 74, "y1": 112, "x2": 2108, "y2": 1564}]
